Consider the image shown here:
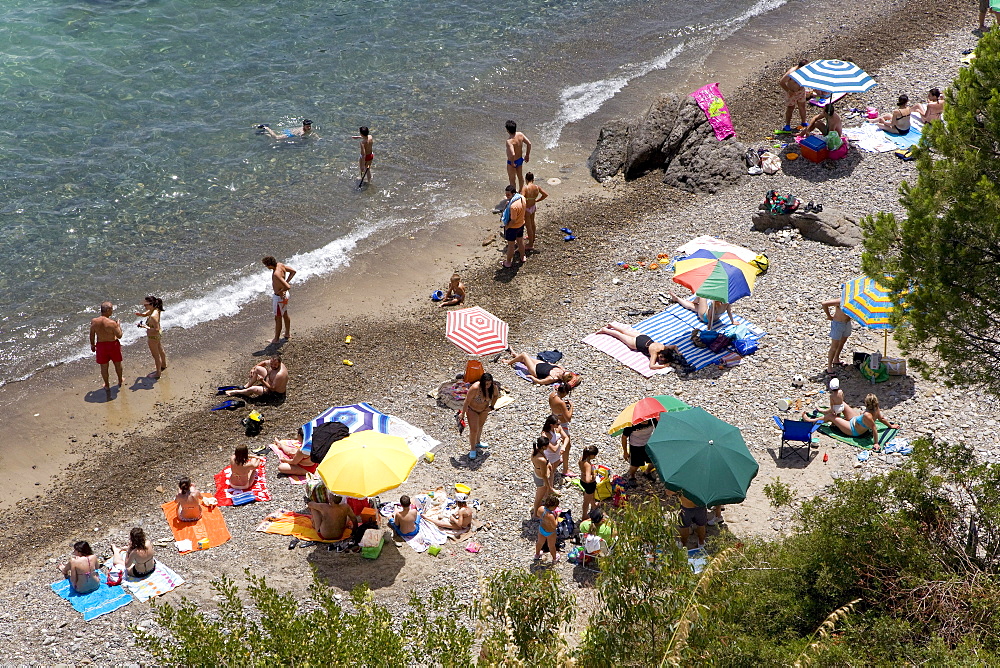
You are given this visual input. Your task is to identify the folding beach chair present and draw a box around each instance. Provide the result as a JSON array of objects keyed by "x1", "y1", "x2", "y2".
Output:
[
  {"x1": 773, "y1": 416, "x2": 820, "y2": 462},
  {"x1": 581, "y1": 534, "x2": 614, "y2": 572}
]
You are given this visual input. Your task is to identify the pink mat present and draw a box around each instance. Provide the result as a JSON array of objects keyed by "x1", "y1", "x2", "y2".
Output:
[{"x1": 582, "y1": 323, "x2": 675, "y2": 379}]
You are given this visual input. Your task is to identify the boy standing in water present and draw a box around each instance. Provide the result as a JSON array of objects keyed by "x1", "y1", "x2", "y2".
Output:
[
  {"x1": 352, "y1": 127, "x2": 374, "y2": 184},
  {"x1": 505, "y1": 120, "x2": 531, "y2": 192},
  {"x1": 263, "y1": 256, "x2": 296, "y2": 343}
]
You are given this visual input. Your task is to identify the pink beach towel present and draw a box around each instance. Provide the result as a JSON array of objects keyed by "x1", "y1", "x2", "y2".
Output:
[
  {"x1": 690, "y1": 83, "x2": 735, "y2": 141},
  {"x1": 214, "y1": 461, "x2": 270, "y2": 505},
  {"x1": 582, "y1": 324, "x2": 674, "y2": 379}
]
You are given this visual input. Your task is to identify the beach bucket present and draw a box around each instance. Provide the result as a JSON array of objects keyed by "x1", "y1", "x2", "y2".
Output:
[
  {"x1": 427, "y1": 545, "x2": 442, "y2": 556},
  {"x1": 455, "y1": 483, "x2": 471, "y2": 495},
  {"x1": 777, "y1": 398, "x2": 792, "y2": 411},
  {"x1": 424, "y1": 452, "x2": 435, "y2": 463},
  {"x1": 866, "y1": 107, "x2": 878, "y2": 119}
]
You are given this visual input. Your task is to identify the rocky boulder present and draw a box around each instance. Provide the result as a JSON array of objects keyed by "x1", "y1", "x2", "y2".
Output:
[
  {"x1": 751, "y1": 207, "x2": 863, "y2": 247},
  {"x1": 588, "y1": 93, "x2": 746, "y2": 194}
]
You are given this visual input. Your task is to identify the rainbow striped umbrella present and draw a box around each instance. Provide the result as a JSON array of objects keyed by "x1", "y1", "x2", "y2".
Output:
[
  {"x1": 672, "y1": 249, "x2": 757, "y2": 303},
  {"x1": 842, "y1": 275, "x2": 902, "y2": 355}
]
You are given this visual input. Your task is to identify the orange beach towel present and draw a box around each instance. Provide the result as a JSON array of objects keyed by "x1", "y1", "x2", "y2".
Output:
[
  {"x1": 161, "y1": 496, "x2": 232, "y2": 554},
  {"x1": 255, "y1": 509, "x2": 352, "y2": 543}
]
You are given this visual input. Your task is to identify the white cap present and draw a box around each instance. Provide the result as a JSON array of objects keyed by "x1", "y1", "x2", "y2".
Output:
[
  {"x1": 829, "y1": 377, "x2": 840, "y2": 390},
  {"x1": 454, "y1": 493, "x2": 469, "y2": 503}
]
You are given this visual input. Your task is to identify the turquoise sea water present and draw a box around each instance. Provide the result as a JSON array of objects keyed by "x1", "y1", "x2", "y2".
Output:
[{"x1": 0, "y1": 0, "x2": 785, "y2": 386}]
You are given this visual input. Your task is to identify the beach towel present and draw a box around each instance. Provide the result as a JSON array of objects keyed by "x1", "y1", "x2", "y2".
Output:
[
  {"x1": 121, "y1": 561, "x2": 186, "y2": 603},
  {"x1": 392, "y1": 515, "x2": 448, "y2": 553},
  {"x1": 690, "y1": 83, "x2": 735, "y2": 141},
  {"x1": 255, "y1": 509, "x2": 352, "y2": 543},
  {"x1": 878, "y1": 116, "x2": 923, "y2": 149},
  {"x1": 214, "y1": 461, "x2": 270, "y2": 506},
  {"x1": 386, "y1": 415, "x2": 442, "y2": 460},
  {"x1": 51, "y1": 578, "x2": 132, "y2": 621},
  {"x1": 583, "y1": 306, "x2": 766, "y2": 376},
  {"x1": 161, "y1": 499, "x2": 232, "y2": 553},
  {"x1": 817, "y1": 421, "x2": 898, "y2": 450},
  {"x1": 844, "y1": 117, "x2": 924, "y2": 153}
]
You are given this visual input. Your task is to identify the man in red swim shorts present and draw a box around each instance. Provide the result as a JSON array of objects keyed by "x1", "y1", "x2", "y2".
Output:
[{"x1": 89, "y1": 301, "x2": 124, "y2": 396}]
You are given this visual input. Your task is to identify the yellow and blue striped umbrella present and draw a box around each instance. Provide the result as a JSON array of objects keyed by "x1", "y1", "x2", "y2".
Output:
[{"x1": 841, "y1": 276, "x2": 895, "y2": 330}]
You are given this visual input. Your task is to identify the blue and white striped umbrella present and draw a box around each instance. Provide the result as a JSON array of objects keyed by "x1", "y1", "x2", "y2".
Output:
[
  {"x1": 301, "y1": 402, "x2": 391, "y2": 453},
  {"x1": 790, "y1": 60, "x2": 876, "y2": 95}
]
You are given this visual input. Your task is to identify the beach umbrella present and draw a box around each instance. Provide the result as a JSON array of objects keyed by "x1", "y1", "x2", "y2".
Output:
[
  {"x1": 445, "y1": 306, "x2": 509, "y2": 356},
  {"x1": 607, "y1": 395, "x2": 691, "y2": 436},
  {"x1": 841, "y1": 275, "x2": 900, "y2": 355},
  {"x1": 645, "y1": 407, "x2": 759, "y2": 507},
  {"x1": 316, "y1": 430, "x2": 417, "y2": 498},
  {"x1": 676, "y1": 236, "x2": 757, "y2": 264},
  {"x1": 789, "y1": 59, "x2": 876, "y2": 95},
  {"x1": 672, "y1": 248, "x2": 757, "y2": 303},
  {"x1": 302, "y1": 402, "x2": 391, "y2": 452}
]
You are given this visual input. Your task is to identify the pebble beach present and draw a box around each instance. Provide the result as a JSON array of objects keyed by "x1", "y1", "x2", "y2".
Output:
[{"x1": 3, "y1": 0, "x2": 998, "y2": 662}]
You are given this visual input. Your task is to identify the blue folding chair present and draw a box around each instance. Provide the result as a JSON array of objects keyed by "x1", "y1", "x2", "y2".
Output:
[{"x1": 773, "y1": 416, "x2": 821, "y2": 461}]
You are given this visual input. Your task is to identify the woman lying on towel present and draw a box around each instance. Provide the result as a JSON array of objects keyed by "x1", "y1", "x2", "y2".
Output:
[
  {"x1": 669, "y1": 293, "x2": 734, "y2": 330},
  {"x1": 597, "y1": 323, "x2": 689, "y2": 370},
  {"x1": 803, "y1": 393, "x2": 898, "y2": 444},
  {"x1": 506, "y1": 352, "x2": 574, "y2": 386}
]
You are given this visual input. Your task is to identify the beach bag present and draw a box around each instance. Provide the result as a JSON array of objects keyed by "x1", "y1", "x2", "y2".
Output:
[
  {"x1": 894, "y1": 147, "x2": 915, "y2": 161},
  {"x1": 463, "y1": 360, "x2": 484, "y2": 384},
  {"x1": 556, "y1": 509, "x2": 576, "y2": 541},
  {"x1": 750, "y1": 253, "x2": 769, "y2": 275},
  {"x1": 231, "y1": 490, "x2": 256, "y2": 506},
  {"x1": 744, "y1": 148, "x2": 761, "y2": 169},
  {"x1": 860, "y1": 357, "x2": 890, "y2": 384},
  {"x1": 733, "y1": 336, "x2": 758, "y2": 357},
  {"x1": 242, "y1": 410, "x2": 264, "y2": 437},
  {"x1": 309, "y1": 421, "x2": 350, "y2": 464},
  {"x1": 707, "y1": 334, "x2": 733, "y2": 354},
  {"x1": 760, "y1": 152, "x2": 781, "y2": 175},
  {"x1": 884, "y1": 357, "x2": 907, "y2": 376},
  {"x1": 594, "y1": 465, "x2": 614, "y2": 501}
]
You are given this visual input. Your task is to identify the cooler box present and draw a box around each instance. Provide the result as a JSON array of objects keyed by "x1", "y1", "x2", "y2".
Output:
[
  {"x1": 360, "y1": 507, "x2": 379, "y2": 525},
  {"x1": 800, "y1": 135, "x2": 829, "y2": 163},
  {"x1": 361, "y1": 534, "x2": 385, "y2": 559}
]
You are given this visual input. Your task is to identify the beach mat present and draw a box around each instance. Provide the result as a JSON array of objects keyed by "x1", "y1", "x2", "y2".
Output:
[
  {"x1": 879, "y1": 117, "x2": 923, "y2": 149},
  {"x1": 255, "y1": 509, "x2": 351, "y2": 543},
  {"x1": 51, "y1": 578, "x2": 132, "y2": 621},
  {"x1": 582, "y1": 327, "x2": 675, "y2": 378},
  {"x1": 161, "y1": 498, "x2": 232, "y2": 553},
  {"x1": 121, "y1": 561, "x2": 186, "y2": 603},
  {"x1": 214, "y1": 460, "x2": 270, "y2": 505},
  {"x1": 818, "y1": 421, "x2": 898, "y2": 450}
]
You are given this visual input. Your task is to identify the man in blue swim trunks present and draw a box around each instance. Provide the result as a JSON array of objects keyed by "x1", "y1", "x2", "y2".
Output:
[
  {"x1": 391, "y1": 495, "x2": 421, "y2": 539},
  {"x1": 260, "y1": 118, "x2": 318, "y2": 140},
  {"x1": 505, "y1": 120, "x2": 532, "y2": 192}
]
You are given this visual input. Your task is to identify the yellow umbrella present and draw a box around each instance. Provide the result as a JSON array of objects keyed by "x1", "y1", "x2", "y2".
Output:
[{"x1": 316, "y1": 430, "x2": 417, "y2": 498}]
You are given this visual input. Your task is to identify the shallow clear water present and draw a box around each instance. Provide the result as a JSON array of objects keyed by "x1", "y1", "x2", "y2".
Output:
[{"x1": 0, "y1": 0, "x2": 784, "y2": 385}]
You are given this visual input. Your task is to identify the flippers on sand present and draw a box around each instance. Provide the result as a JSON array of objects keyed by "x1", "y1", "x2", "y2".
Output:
[
  {"x1": 216, "y1": 385, "x2": 242, "y2": 395},
  {"x1": 211, "y1": 399, "x2": 246, "y2": 411}
]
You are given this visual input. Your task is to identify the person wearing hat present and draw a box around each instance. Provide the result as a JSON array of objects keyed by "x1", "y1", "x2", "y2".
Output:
[
  {"x1": 260, "y1": 118, "x2": 318, "y2": 140},
  {"x1": 427, "y1": 493, "x2": 473, "y2": 532},
  {"x1": 801, "y1": 377, "x2": 849, "y2": 424}
]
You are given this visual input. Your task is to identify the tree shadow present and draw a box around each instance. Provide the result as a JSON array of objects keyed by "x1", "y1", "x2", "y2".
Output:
[{"x1": 307, "y1": 537, "x2": 406, "y2": 591}]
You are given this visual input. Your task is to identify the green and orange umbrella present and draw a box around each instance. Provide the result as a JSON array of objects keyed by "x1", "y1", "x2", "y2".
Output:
[{"x1": 673, "y1": 249, "x2": 757, "y2": 303}]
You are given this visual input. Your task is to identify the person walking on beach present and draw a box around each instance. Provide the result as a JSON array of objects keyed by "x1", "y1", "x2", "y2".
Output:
[
  {"x1": 501, "y1": 185, "x2": 527, "y2": 268},
  {"x1": 260, "y1": 118, "x2": 317, "y2": 140},
  {"x1": 521, "y1": 172, "x2": 548, "y2": 251},
  {"x1": 779, "y1": 60, "x2": 809, "y2": 132},
  {"x1": 263, "y1": 256, "x2": 296, "y2": 343},
  {"x1": 548, "y1": 383, "x2": 574, "y2": 476},
  {"x1": 90, "y1": 301, "x2": 124, "y2": 396},
  {"x1": 821, "y1": 297, "x2": 853, "y2": 374},
  {"x1": 505, "y1": 120, "x2": 532, "y2": 192},
  {"x1": 352, "y1": 126, "x2": 374, "y2": 184},
  {"x1": 135, "y1": 295, "x2": 166, "y2": 378},
  {"x1": 460, "y1": 372, "x2": 500, "y2": 460}
]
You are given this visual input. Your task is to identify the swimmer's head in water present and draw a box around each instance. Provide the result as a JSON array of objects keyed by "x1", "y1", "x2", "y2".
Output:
[
  {"x1": 505, "y1": 120, "x2": 517, "y2": 134},
  {"x1": 359, "y1": 126, "x2": 369, "y2": 136},
  {"x1": 302, "y1": 119, "x2": 312, "y2": 127}
]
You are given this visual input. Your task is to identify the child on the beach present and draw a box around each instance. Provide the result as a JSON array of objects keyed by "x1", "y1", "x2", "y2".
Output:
[
  {"x1": 534, "y1": 494, "x2": 560, "y2": 564},
  {"x1": 439, "y1": 273, "x2": 465, "y2": 308},
  {"x1": 579, "y1": 445, "x2": 599, "y2": 520}
]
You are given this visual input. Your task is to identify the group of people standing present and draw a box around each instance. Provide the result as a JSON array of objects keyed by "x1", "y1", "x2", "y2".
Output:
[
  {"x1": 88, "y1": 297, "x2": 166, "y2": 397},
  {"x1": 499, "y1": 120, "x2": 549, "y2": 268}
]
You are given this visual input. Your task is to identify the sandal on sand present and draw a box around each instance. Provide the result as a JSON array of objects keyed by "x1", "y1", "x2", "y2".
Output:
[
  {"x1": 288, "y1": 538, "x2": 299, "y2": 550},
  {"x1": 560, "y1": 227, "x2": 573, "y2": 234},
  {"x1": 298, "y1": 540, "x2": 316, "y2": 548}
]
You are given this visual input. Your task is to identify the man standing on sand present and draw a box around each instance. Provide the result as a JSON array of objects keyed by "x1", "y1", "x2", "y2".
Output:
[
  {"x1": 262, "y1": 256, "x2": 296, "y2": 343},
  {"x1": 500, "y1": 185, "x2": 527, "y2": 268},
  {"x1": 352, "y1": 126, "x2": 374, "y2": 184},
  {"x1": 779, "y1": 60, "x2": 809, "y2": 133},
  {"x1": 89, "y1": 302, "x2": 124, "y2": 396},
  {"x1": 505, "y1": 120, "x2": 531, "y2": 192},
  {"x1": 521, "y1": 172, "x2": 548, "y2": 252}
]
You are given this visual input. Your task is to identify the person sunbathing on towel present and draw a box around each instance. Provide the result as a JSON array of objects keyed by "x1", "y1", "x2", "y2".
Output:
[
  {"x1": 275, "y1": 429, "x2": 318, "y2": 476},
  {"x1": 390, "y1": 495, "x2": 421, "y2": 539},
  {"x1": 309, "y1": 493, "x2": 357, "y2": 541},
  {"x1": 596, "y1": 323, "x2": 689, "y2": 370},
  {"x1": 225, "y1": 355, "x2": 288, "y2": 399},
  {"x1": 427, "y1": 493, "x2": 473, "y2": 534},
  {"x1": 506, "y1": 352, "x2": 573, "y2": 386},
  {"x1": 802, "y1": 393, "x2": 898, "y2": 444},
  {"x1": 669, "y1": 293, "x2": 734, "y2": 330}
]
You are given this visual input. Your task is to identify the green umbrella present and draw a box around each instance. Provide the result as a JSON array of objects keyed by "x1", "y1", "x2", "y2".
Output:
[{"x1": 645, "y1": 407, "x2": 759, "y2": 507}]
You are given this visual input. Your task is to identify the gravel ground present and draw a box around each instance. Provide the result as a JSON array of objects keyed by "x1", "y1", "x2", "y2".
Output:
[{"x1": 3, "y1": 2, "x2": 997, "y2": 664}]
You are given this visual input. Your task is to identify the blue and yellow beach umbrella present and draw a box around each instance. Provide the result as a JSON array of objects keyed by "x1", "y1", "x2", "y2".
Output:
[
  {"x1": 842, "y1": 275, "x2": 905, "y2": 354},
  {"x1": 673, "y1": 249, "x2": 757, "y2": 303}
]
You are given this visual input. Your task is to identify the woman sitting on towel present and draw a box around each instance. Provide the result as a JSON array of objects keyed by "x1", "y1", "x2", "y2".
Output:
[
  {"x1": 506, "y1": 352, "x2": 573, "y2": 386},
  {"x1": 597, "y1": 323, "x2": 688, "y2": 370},
  {"x1": 804, "y1": 393, "x2": 898, "y2": 444},
  {"x1": 669, "y1": 293, "x2": 734, "y2": 330},
  {"x1": 175, "y1": 476, "x2": 203, "y2": 522},
  {"x1": 59, "y1": 541, "x2": 100, "y2": 594},
  {"x1": 112, "y1": 527, "x2": 156, "y2": 579},
  {"x1": 875, "y1": 94, "x2": 912, "y2": 135},
  {"x1": 276, "y1": 428, "x2": 317, "y2": 476},
  {"x1": 229, "y1": 445, "x2": 264, "y2": 491}
]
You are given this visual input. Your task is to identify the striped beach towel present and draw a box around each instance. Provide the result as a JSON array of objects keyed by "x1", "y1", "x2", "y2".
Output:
[
  {"x1": 121, "y1": 561, "x2": 186, "y2": 603},
  {"x1": 51, "y1": 578, "x2": 132, "y2": 621},
  {"x1": 583, "y1": 304, "x2": 766, "y2": 376}
]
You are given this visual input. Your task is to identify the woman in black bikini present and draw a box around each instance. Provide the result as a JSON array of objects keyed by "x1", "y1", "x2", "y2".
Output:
[
  {"x1": 506, "y1": 351, "x2": 572, "y2": 385},
  {"x1": 597, "y1": 323, "x2": 688, "y2": 370},
  {"x1": 59, "y1": 541, "x2": 100, "y2": 594},
  {"x1": 112, "y1": 527, "x2": 156, "y2": 579},
  {"x1": 579, "y1": 445, "x2": 599, "y2": 520},
  {"x1": 875, "y1": 94, "x2": 912, "y2": 135},
  {"x1": 460, "y1": 372, "x2": 500, "y2": 460}
]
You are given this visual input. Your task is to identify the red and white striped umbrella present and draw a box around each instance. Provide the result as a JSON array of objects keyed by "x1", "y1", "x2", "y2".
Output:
[{"x1": 445, "y1": 306, "x2": 509, "y2": 356}]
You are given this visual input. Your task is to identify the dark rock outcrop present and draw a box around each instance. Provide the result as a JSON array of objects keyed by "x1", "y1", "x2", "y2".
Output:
[
  {"x1": 752, "y1": 208, "x2": 862, "y2": 247},
  {"x1": 588, "y1": 93, "x2": 746, "y2": 194}
]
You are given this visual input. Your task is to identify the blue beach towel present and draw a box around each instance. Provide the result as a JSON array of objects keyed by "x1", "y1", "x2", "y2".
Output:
[
  {"x1": 878, "y1": 116, "x2": 923, "y2": 149},
  {"x1": 51, "y1": 578, "x2": 132, "y2": 621},
  {"x1": 499, "y1": 194, "x2": 523, "y2": 225},
  {"x1": 633, "y1": 304, "x2": 766, "y2": 371}
]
